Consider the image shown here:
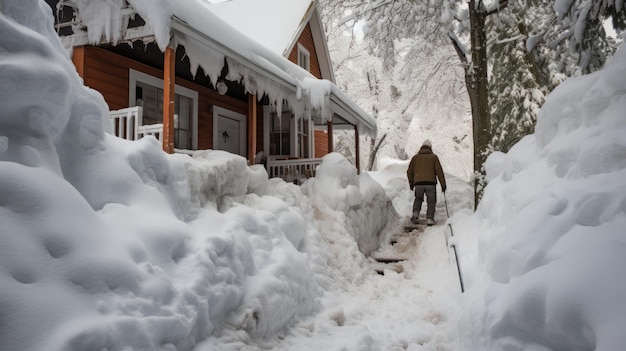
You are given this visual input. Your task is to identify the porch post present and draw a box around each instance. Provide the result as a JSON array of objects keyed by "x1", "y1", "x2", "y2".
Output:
[
  {"x1": 248, "y1": 93, "x2": 257, "y2": 164},
  {"x1": 162, "y1": 45, "x2": 175, "y2": 154},
  {"x1": 354, "y1": 124, "x2": 360, "y2": 174},
  {"x1": 327, "y1": 120, "x2": 333, "y2": 153}
]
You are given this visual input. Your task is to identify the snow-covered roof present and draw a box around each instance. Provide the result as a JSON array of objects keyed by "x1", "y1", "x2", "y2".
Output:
[
  {"x1": 61, "y1": 0, "x2": 375, "y2": 137},
  {"x1": 208, "y1": 0, "x2": 314, "y2": 57}
]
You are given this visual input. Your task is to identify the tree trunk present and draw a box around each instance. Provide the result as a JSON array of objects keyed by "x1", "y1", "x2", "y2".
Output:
[
  {"x1": 451, "y1": 0, "x2": 491, "y2": 209},
  {"x1": 471, "y1": 3, "x2": 491, "y2": 208}
]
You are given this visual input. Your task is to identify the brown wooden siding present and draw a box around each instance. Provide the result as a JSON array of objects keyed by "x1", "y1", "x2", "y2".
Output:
[
  {"x1": 81, "y1": 46, "x2": 129, "y2": 110},
  {"x1": 76, "y1": 46, "x2": 248, "y2": 150},
  {"x1": 72, "y1": 46, "x2": 85, "y2": 80},
  {"x1": 287, "y1": 23, "x2": 322, "y2": 79},
  {"x1": 314, "y1": 130, "x2": 329, "y2": 158}
]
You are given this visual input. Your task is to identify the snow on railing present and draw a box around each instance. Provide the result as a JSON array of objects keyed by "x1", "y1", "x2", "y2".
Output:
[
  {"x1": 109, "y1": 106, "x2": 164, "y2": 143},
  {"x1": 266, "y1": 157, "x2": 322, "y2": 184},
  {"x1": 137, "y1": 124, "x2": 163, "y2": 142}
]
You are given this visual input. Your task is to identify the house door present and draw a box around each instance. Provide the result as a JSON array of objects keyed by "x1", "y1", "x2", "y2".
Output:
[
  {"x1": 213, "y1": 106, "x2": 247, "y2": 157},
  {"x1": 217, "y1": 116, "x2": 241, "y2": 154}
]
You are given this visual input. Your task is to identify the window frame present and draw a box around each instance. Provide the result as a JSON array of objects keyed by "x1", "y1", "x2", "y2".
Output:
[
  {"x1": 297, "y1": 43, "x2": 310, "y2": 72},
  {"x1": 297, "y1": 116, "x2": 313, "y2": 159},
  {"x1": 264, "y1": 106, "x2": 294, "y2": 157},
  {"x1": 128, "y1": 69, "x2": 199, "y2": 150},
  {"x1": 263, "y1": 106, "x2": 314, "y2": 159}
]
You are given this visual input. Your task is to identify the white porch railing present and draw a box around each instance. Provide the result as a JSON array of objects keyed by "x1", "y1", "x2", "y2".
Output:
[
  {"x1": 110, "y1": 107, "x2": 319, "y2": 183},
  {"x1": 137, "y1": 123, "x2": 163, "y2": 142},
  {"x1": 109, "y1": 106, "x2": 142, "y2": 140},
  {"x1": 266, "y1": 157, "x2": 322, "y2": 184},
  {"x1": 109, "y1": 106, "x2": 163, "y2": 142}
]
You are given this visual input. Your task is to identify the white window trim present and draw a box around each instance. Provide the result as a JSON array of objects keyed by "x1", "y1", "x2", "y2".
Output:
[
  {"x1": 297, "y1": 43, "x2": 310, "y2": 72},
  {"x1": 300, "y1": 118, "x2": 314, "y2": 158},
  {"x1": 128, "y1": 69, "x2": 199, "y2": 149},
  {"x1": 212, "y1": 106, "x2": 247, "y2": 157},
  {"x1": 264, "y1": 106, "x2": 307, "y2": 158}
]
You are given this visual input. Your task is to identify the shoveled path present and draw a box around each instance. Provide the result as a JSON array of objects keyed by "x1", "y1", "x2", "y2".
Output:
[{"x1": 266, "y1": 208, "x2": 463, "y2": 350}]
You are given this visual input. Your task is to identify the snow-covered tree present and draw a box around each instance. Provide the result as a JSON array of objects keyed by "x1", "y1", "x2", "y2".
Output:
[
  {"x1": 323, "y1": 0, "x2": 624, "y2": 207},
  {"x1": 319, "y1": 0, "x2": 469, "y2": 174},
  {"x1": 487, "y1": 2, "x2": 550, "y2": 155},
  {"x1": 489, "y1": 0, "x2": 623, "y2": 152},
  {"x1": 550, "y1": 0, "x2": 624, "y2": 75}
]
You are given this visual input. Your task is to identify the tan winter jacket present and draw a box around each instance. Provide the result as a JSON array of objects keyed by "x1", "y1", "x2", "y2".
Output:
[{"x1": 407, "y1": 146, "x2": 447, "y2": 190}]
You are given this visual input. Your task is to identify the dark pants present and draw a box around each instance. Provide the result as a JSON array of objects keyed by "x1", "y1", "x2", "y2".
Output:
[{"x1": 412, "y1": 184, "x2": 437, "y2": 220}]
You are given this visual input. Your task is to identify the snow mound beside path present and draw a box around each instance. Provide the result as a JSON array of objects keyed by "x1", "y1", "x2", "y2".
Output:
[{"x1": 455, "y1": 43, "x2": 626, "y2": 350}]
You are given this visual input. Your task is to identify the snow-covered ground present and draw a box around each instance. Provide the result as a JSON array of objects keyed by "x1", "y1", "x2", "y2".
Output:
[
  {"x1": 3, "y1": 1, "x2": 626, "y2": 351},
  {"x1": 196, "y1": 167, "x2": 473, "y2": 350}
]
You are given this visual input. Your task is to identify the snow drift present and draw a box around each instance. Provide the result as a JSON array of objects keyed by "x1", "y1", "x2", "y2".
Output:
[
  {"x1": 0, "y1": 2, "x2": 393, "y2": 350},
  {"x1": 455, "y1": 42, "x2": 626, "y2": 350}
]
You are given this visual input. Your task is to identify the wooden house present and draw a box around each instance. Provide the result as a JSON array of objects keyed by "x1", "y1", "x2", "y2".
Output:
[{"x1": 45, "y1": 0, "x2": 376, "y2": 182}]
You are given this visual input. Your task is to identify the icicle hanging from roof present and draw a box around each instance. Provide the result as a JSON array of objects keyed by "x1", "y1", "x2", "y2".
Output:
[{"x1": 65, "y1": 0, "x2": 377, "y2": 137}]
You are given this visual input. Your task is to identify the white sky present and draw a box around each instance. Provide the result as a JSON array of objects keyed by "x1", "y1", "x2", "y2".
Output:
[
  {"x1": 208, "y1": 0, "x2": 312, "y2": 55},
  {"x1": 2, "y1": 1, "x2": 626, "y2": 350}
]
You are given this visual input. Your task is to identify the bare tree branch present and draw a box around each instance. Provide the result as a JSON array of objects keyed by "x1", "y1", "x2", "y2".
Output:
[{"x1": 367, "y1": 133, "x2": 387, "y2": 171}]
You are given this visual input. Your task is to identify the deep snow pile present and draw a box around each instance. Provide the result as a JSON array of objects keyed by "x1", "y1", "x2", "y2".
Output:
[
  {"x1": 454, "y1": 43, "x2": 626, "y2": 349},
  {"x1": 0, "y1": 2, "x2": 393, "y2": 350},
  {"x1": 302, "y1": 153, "x2": 398, "y2": 255}
]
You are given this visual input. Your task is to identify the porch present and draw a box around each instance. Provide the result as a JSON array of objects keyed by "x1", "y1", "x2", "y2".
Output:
[
  {"x1": 266, "y1": 156, "x2": 322, "y2": 184},
  {"x1": 110, "y1": 106, "x2": 322, "y2": 183},
  {"x1": 50, "y1": 0, "x2": 376, "y2": 186}
]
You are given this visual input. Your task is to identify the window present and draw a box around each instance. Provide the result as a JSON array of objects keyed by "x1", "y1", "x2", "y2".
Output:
[
  {"x1": 129, "y1": 69, "x2": 198, "y2": 150},
  {"x1": 297, "y1": 44, "x2": 310, "y2": 72},
  {"x1": 264, "y1": 106, "x2": 313, "y2": 159},
  {"x1": 269, "y1": 110, "x2": 292, "y2": 156},
  {"x1": 297, "y1": 117, "x2": 310, "y2": 158}
]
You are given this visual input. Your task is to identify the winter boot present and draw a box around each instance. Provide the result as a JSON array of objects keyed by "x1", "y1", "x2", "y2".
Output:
[
  {"x1": 426, "y1": 218, "x2": 436, "y2": 226},
  {"x1": 411, "y1": 213, "x2": 420, "y2": 224}
]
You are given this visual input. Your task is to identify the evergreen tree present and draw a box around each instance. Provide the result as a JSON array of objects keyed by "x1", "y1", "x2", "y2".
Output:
[
  {"x1": 488, "y1": 0, "x2": 623, "y2": 155},
  {"x1": 488, "y1": 1, "x2": 550, "y2": 154}
]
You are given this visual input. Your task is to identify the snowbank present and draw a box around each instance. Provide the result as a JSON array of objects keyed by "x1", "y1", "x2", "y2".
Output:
[
  {"x1": 0, "y1": 2, "x2": 392, "y2": 350},
  {"x1": 302, "y1": 153, "x2": 398, "y2": 255},
  {"x1": 455, "y1": 43, "x2": 626, "y2": 350}
]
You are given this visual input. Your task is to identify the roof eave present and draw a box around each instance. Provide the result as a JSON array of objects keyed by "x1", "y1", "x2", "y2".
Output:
[
  {"x1": 170, "y1": 16, "x2": 298, "y2": 94},
  {"x1": 329, "y1": 93, "x2": 377, "y2": 138},
  {"x1": 308, "y1": 7, "x2": 335, "y2": 82}
]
